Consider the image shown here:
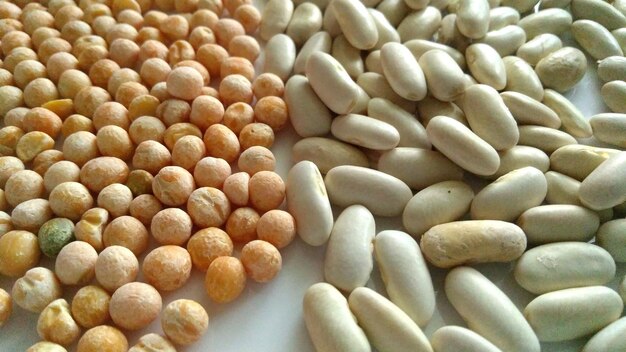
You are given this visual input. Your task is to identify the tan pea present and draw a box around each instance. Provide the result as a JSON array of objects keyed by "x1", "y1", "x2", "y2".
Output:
[
  {"x1": 189, "y1": 26, "x2": 216, "y2": 49},
  {"x1": 22, "y1": 9, "x2": 54, "y2": 35},
  {"x1": 103, "y1": 216, "x2": 149, "y2": 255},
  {"x1": 63, "y1": 131, "x2": 99, "y2": 166},
  {"x1": 221, "y1": 56, "x2": 255, "y2": 81},
  {"x1": 228, "y1": 35, "x2": 260, "y2": 63},
  {"x1": 74, "y1": 208, "x2": 108, "y2": 251},
  {"x1": 128, "y1": 94, "x2": 160, "y2": 120},
  {"x1": 115, "y1": 81, "x2": 148, "y2": 108},
  {"x1": 0, "y1": 230, "x2": 40, "y2": 277},
  {"x1": 97, "y1": 125, "x2": 134, "y2": 160},
  {"x1": 11, "y1": 199, "x2": 53, "y2": 232},
  {"x1": 54, "y1": 5, "x2": 83, "y2": 29},
  {"x1": 117, "y1": 9, "x2": 144, "y2": 29},
  {"x1": 202, "y1": 86, "x2": 220, "y2": 98},
  {"x1": 148, "y1": 208, "x2": 191, "y2": 249},
  {"x1": 0, "y1": 288, "x2": 10, "y2": 327},
  {"x1": 0, "y1": 1, "x2": 21, "y2": 19},
  {"x1": 138, "y1": 39, "x2": 168, "y2": 62},
  {"x1": 166, "y1": 66, "x2": 204, "y2": 102},
  {"x1": 163, "y1": 122, "x2": 202, "y2": 150},
  {"x1": 161, "y1": 299, "x2": 209, "y2": 345},
  {"x1": 204, "y1": 256, "x2": 246, "y2": 303},
  {"x1": 41, "y1": 98, "x2": 74, "y2": 120},
  {"x1": 5, "y1": 169, "x2": 44, "y2": 207},
  {"x1": 38, "y1": 37, "x2": 72, "y2": 65},
  {"x1": 55, "y1": 241, "x2": 98, "y2": 286},
  {"x1": 109, "y1": 282, "x2": 162, "y2": 330},
  {"x1": 0, "y1": 211, "x2": 13, "y2": 235},
  {"x1": 187, "y1": 187, "x2": 232, "y2": 228},
  {"x1": 74, "y1": 86, "x2": 112, "y2": 118},
  {"x1": 223, "y1": 172, "x2": 250, "y2": 207},
  {"x1": 233, "y1": 4, "x2": 261, "y2": 34},
  {"x1": 106, "y1": 23, "x2": 138, "y2": 44},
  {"x1": 0, "y1": 156, "x2": 24, "y2": 187},
  {"x1": 44, "y1": 160, "x2": 81, "y2": 193},
  {"x1": 249, "y1": 171, "x2": 285, "y2": 212},
  {"x1": 108, "y1": 38, "x2": 139, "y2": 69},
  {"x1": 238, "y1": 146, "x2": 276, "y2": 175},
  {"x1": 133, "y1": 140, "x2": 172, "y2": 175},
  {"x1": 126, "y1": 170, "x2": 154, "y2": 196},
  {"x1": 13, "y1": 59, "x2": 46, "y2": 89},
  {"x1": 0, "y1": 68, "x2": 14, "y2": 86},
  {"x1": 58, "y1": 69, "x2": 91, "y2": 100},
  {"x1": 77, "y1": 45, "x2": 108, "y2": 72},
  {"x1": 12, "y1": 267, "x2": 63, "y2": 313},
  {"x1": 26, "y1": 341, "x2": 67, "y2": 352},
  {"x1": 193, "y1": 156, "x2": 231, "y2": 188},
  {"x1": 157, "y1": 99, "x2": 192, "y2": 126},
  {"x1": 190, "y1": 9, "x2": 219, "y2": 30},
  {"x1": 254, "y1": 96, "x2": 289, "y2": 130},
  {"x1": 111, "y1": 0, "x2": 142, "y2": 15},
  {"x1": 190, "y1": 95, "x2": 224, "y2": 131},
  {"x1": 203, "y1": 124, "x2": 241, "y2": 163},
  {"x1": 48, "y1": 182, "x2": 93, "y2": 221},
  {"x1": 129, "y1": 116, "x2": 167, "y2": 145},
  {"x1": 0, "y1": 126, "x2": 23, "y2": 156},
  {"x1": 197, "y1": 43, "x2": 229, "y2": 78},
  {"x1": 252, "y1": 73, "x2": 284, "y2": 99},
  {"x1": 0, "y1": 86, "x2": 24, "y2": 118},
  {"x1": 144, "y1": 10, "x2": 168, "y2": 27},
  {"x1": 161, "y1": 14, "x2": 189, "y2": 41},
  {"x1": 226, "y1": 207, "x2": 260, "y2": 243},
  {"x1": 24, "y1": 78, "x2": 59, "y2": 108},
  {"x1": 4, "y1": 47, "x2": 37, "y2": 73},
  {"x1": 139, "y1": 58, "x2": 169, "y2": 88},
  {"x1": 72, "y1": 35, "x2": 107, "y2": 58},
  {"x1": 32, "y1": 27, "x2": 61, "y2": 50},
  {"x1": 257, "y1": 209, "x2": 296, "y2": 249},
  {"x1": 80, "y1": 156, "x2": 130, "y2": 192},
  {"x1": 1, "y1": 30, "x2": 32, "y2": 56},
  {"x1": 22, "y1": 107, "x2": 63, "y2": 139},
  {"x1": 83, "y1": 4, "x2": 113, "y2": 24},
  {"x1": 172, "y1": 135, "x2": 206, "y2": 170},
  {"x1": 4, "y1": 107, "x2": 29, "y2": 131},
  {"x1": 222, "y1": 102, "x2": 253, "y2": 134},
  {"x1": 95, "y1": 245, "x2": 139, "y2": 292},
  {"x1": 89, "y1": 59, "x2": 120, "y2": 89},
  {"x1": 239, "y1": 122, "x2": 275, "y2": 149},
  {"x1": 107, "y1": 68, "x2": 141, "y2": 97},
  {"x1": 128, "y1": 334, "x2": 176, "y2": 352},
  {"x1": 37, "y1": 299, "x2": 80, "y2": 346},
  {"x1": 142, "y1": 245, "x2": 192, "y2": 292},
  {"x1": 187, "y1": 227, "x2": 234, "y2": 271},
  {"x1": 215, "y1": 17, "x2": 245, "y2": 47},
  {"x1": 152, "y1": 166, "x2": 195, "y2": 206},
  {"x1": 219, "y1": 73, "x2": 253, "y2": 106},
  {"x1": 240, "y1": 240, "x2": 282, "y2": 283},
  {"x1": 97, "y1": 183, "x2": 133, "y2": 218},
  {"x1": 61, "y1": 20, "x2": 92, "y2": 44},
  {"x1": 174, "y1": 59, "x2": 211, "y2": 85},
  {"x1": 71, "y1": 285, "x2": 111, "y2": 329},
  {"x1": 77, "y1": 325, "x2": 128, "y2": 352},
  {"x1": 168, "y1": 40, "x2": 195, "y2": 66},
  {"x1": 129, "y1": 194, "x2": 163, "y2": 226}
]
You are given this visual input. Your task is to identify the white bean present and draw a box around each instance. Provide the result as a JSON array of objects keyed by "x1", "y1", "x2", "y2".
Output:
[
  {"x1": 431, "y1": 326, "x2": 503, "y2": 352},
  {"x1": 260, "y1": 0, "x2": 294, "y2": 41},
  {"x1": 348, "y1": 287, "x2": 433, "y2": 352},
  {"x1": 368, "y1": 8, "x2": 401, "y2": 50},
  {"x1": 416, "y1": 96, "x2": 468, "y2": 126},
  {"x1": 324, "y1": 165, "x2": 412, "y2": 217},
  {"x1": 402, "y1": 180, "x2": 474, "y2": 238},
  {"x1": 580, "y1": 152, "x2": 626, "y2": 210},
  {"x1": 572, "y1": 19, "x2": 623, "y2": 60},
  {"x1": 518, "y1": 8, "x2": 572, "y2": 39},
  {"x1": 380, "y1": 42, "x2": 427, "y2": 101},
  {"x1": 332, "y1": 35, "x2": 364, "y2": 79},
  {"x1": 374, "y1": 230, "x2": 435, "y2": 327},
  {"x1": 357, "y1": 72, "x2": 417, "y2": 112},
  {"x1": 293, "y1": 32, "x2": 332, "y2": 75},
  {"x1": 456, "y1": 0, "x2": 490, "y2": 39},
  {"x1": 419, "y1": 50, "x2": 465, "y2": 102},
  {"x1": 292, "y1": 137, "x2": 369, "y2": 174},
  {"x1": 365, "y1": 50, "x2": 383, "y2": 74},
  {"x1": 518, "y1": 125, "x2": 578, "y2": 154},
  {"x1": 397, "y1": 7, "x2": 442, "y2": 42},
  {"x1": 542, "y1": 88, "x2": 593, "y2": 137},
  {"x1": 376, "y1": 0, "x2": 410, "y2": 27},
  {"x1": 517, "y1": 204, "x2": 600, "y2": 244},
  {"x1": 378, "y1": 148, "x2": 463, "y2": 190},
  {"x1": 590, "y1": 113, "x2": 626, "y2": 148},
  {"x1": 612, "y1": 28, "x2": 626, "y2": 55},
  {"x1": 284, "y1": 75, "x2": 332, "y2": 138},
  {"x1": 514, "y1": 242, "x2": 616, "y2": 294},
  {"x1": 488, "y1": 6, "x2": 520, "y2": 30},
  {"x1": 465, "y1": 44, "x2": 507, "y2": 90},
  {"x1": 491, "y1": 145, "x2": 549, "y2": 180},
  {"x1": 545, "y1": 171, "x2": 582, "y2": 205},
  {"x1": 330, "y1": 113, "x2": 400, "y2": 150},
  {"x1": 403, "y1": 39, "x2": 467, "y2": 69},
  {"x1": 324, "y1": 205, "x2": 374, "y2": 292},
  {"x1": 263, "y1": 34, "x2": 296, "y2": 81},
  {"x1": 438, "y1": 14, "x2": 472, "y2": 52},
  {"x1": 601, "y1": 81, "x2": 626, "y2": 113},
  {"x1": 367, "y1": 98, "x2": 429, "y2": 149},
  {"x1": 303, "y1": 283, "x2": 371, "y2": 352},
  {"x1": 524, "y1": 286, "x2": 623, "y2": 342},
  {"x1": 286, "y1": 161, "x2": 334, "y2": 246},
  {"x1": 331, "y1": 0, "x2": 379, "y2": 50},
  {"x1": 445, "y1": 266, "x2": 541, "y2": 352},
  {"x1": 583, "y1": 317, "x2": 626, "y2": 352},
  {"x1": 571, "y1": 0, "x2": 626, "y2": 30},
  {"x1": 516, "y1": 33, "x2": 563, "y2": 66},
  {"x1": 550, "y1": 145, "x2": 620, "y2": 181},
  {"x1": 503, "y1": 56, "x2": 543, "y2": 101},
  {"x1": 500, "y1": 91, "x2": 561, "y2": 128},
  {"x1": 476, "y1": 25, "x2": 526, "y2": 57},
  {"x1": 404, "y1": 0, "x2": 429, "y2": 10},
  {"x1": 500, "y1": 0, "x2": 539, "y2": 12},
  {"x1": 597, "y1": 56, "x2": 626, "y2": 82},
  {"x1": 286, "y1": 3, "x2": 323, "y2": 46},
  {"x1": 535, "y1": 47, "x2": 587, "y2": 92},
  {"x1": 322, "y1": 5, "x2": 342, "y2": 37}
]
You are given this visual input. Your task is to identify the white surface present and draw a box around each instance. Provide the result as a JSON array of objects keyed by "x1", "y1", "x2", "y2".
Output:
[{"x1": 2, "y1": 9, "x2": 626, "y2": 352}]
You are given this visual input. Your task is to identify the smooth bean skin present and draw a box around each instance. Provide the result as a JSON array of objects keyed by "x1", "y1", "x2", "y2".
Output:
[
  {"x1": 260, "y1": 0, "x2": 294, "y2": 40},
  {"x1": 264, "y1": 34, "x2": 296, "y2": 81},
  {"x1": 597, "y1": 56, "x2": 626, "y2": 82},
  {"x1": 431, "y1": 326, "x2": 503, "y2": 352},
  {"x1": 357, "y1": 72, "x2": 417, "y2": 112},
  {"x1": 524, "y1": 286, "x2": 623, "y2": 342},
  {"x1": 518, "y1": 125, "x2": 578, "y2": 154},
  {"x1": 518, "y1": 8, "x2": 572, "y2": 39},
  {"x1": 572, "y1": 19, "x2": 624, "y2": 60},
  {"x1": 597, "y1": 219, "x2": 626, "y2": 262},
  {"x1": 514, "y1": 242, "x2": 616, "y2": 294},
  {"x1": 543, "y1": 89, "x2": 592, "y2": 138},
  {"x1": 294, "y1": 32, "x2": 332, "y2": 74},
  {"x1": 477, "y1": 25, "x2": 526, "y2": 57},
  {"x1": 456, "y1": 0, "x2": 490, "y2": 39},
  {"x1": 465, "y1": 44, "x2": 506, "y2": 90},
  {"x1": 590, "y1": 113, "x2": 626, "y2": 148},
  {"x1": 368, "y1": 8, "x2": 400, "y2": 50},
  {"x1": 500, "y1": 91, "x2": 561, "y2": 128},
  {"x1": 303, "y1": 283, "x2": 371, "y2": 352},
  {"x1": 571, "y1": 0, "x2": 626, "y2": 30},
  {"x1": 545, "y1": 171, "x2": 583, "y2": 205},
  {"x1": 380, "y1": 42, "x2": 427, "y2": 102},
  {"x1": 367, "y1": 98, "x2": 429, "y2": 149},
  {"x1": 535, "y1": 47, "x2": 587, "y2": 92},
  {"x1": 374, "y1": 230, "x2": 435, "y2": 327},
  {"x1": 292, "y1": 137, "x2": 369, "y2": 174},
  {"x1": 579, "y1": 152, "x2": 626, "y2": 210},
  {"x1": 445, "y1": 266, "x2": 541, "y2": 352},
  {"x1": 550, "y1": 145, "x2": 620, "y2": 181},
  {"x1": 330, "y1": 114, "x2": 400, "y2": 150},
  {"x1": 601, "y1": 81, "x2": 626, "y2": 113},
  {"x1": 331, "y1": 0, "x2": 379, "y2": 50},
  {"x1": 517, "y1": 205, "x2": 600, "y2": 244},
  {"x1": 491, "y1": 145, "x2": 550, "y2": 180},
  {"x1": 503, "y1": 56, "x2": 544, "y2": 101},
  {"x1": 516, "y1": 33, "x2": 563, "y2": 66},
  {"x1": 583, "y1": 317, "x2": 626, "y2": 352},
  {"x1": 284, "y1": 75, "x2": 332, "y2": 138},
  {"x1": 489, "y1": 7, "x2": 520, "y2": 31},
  {"x1": 396, "y1": 7, "x2": 441, "y2": 42},
  {"x1": 418, "y1": 50, "x2": 465, "y2": 102}
]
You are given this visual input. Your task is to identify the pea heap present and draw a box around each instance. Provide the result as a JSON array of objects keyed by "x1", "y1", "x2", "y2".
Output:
[{"x1": 0, "y1": 0, "x2": 297, "y2": 349}]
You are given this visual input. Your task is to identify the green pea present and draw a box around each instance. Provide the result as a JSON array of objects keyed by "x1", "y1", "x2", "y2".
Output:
[
  {"x1": 125, "y1": 169, "x2": 154, "y2": 196},
  {"x1": 38, "y1": 218, "x2": 75, "y2": 258}
]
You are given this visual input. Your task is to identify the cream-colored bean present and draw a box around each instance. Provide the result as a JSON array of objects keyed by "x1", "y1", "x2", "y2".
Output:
[
  {"x1": 518, "y1": 8, "x2": 571, "y2": 40},
  {"x1": 445, "y1": 266, "x2": 541, "y2": 352},
  {"x1": 419, "y1": 50, "x2": 465, "y2": 102},
  {"x1": 293, "y1": 31, "x2": 332, "y2": 74},
  {"x1": 378, "y1": 148, "x2": 463, "y2": 190},
  {"x1": 583, "y1": 317, "x2": 626, "y2": 352},
  {"x1": 471, "y1": 167, "x2": 546, "y2": 221},
  {"x1": 545, "y1": 171, "x2": 582, "y2": 205},
  {"x1": 404, "y1": 39, "x2": 466, "y2": 69},
  {"x1": 322, "y1": 5, "x2": 342, "y2": 37},
  {"x1": 431, "y1": 326, "x2": 503, "y2": 352},
  {"x1": 415, "y1": 96, "x2": 467, "y2": 126},
  {"x1": 465, "y1": 44, "x2": 506, "y2": 90},
  {"x1": 259, "y1": 0, "x2": 294, "y2": 41},
  {"x1": 524, "y1": 286, "x2": 623, "y2": 342},
  {"x1": 292, "y1": 137, "x2": 369, "y2": 174},
  {"x1": 286, "y1": 161, "x2": 333, "y2": 246},
  {"x1": 580, "y1": 152, "x2": 626, "y2": 210},
  {"x1": 402, "y1": 181, "x2": 473, "y2": 238},
  {"x1": 330, "y1": 113, "x2": 400, "y2": 150},
  {"x1": 376, "y1": 0, "x2": 410, "y2": 27},
  {"x1": 367, "y1": 98, "x2": 429, "y2": 149},
  {"x1": 612, "y1": 28, "x2": 626, "y2": 54},
  {"x1": 550, "y1": 145, "x2": 620, "y2": 181},
  {"x1": 500, "y1": 91, "x2": 561, "y2": 128},
  {"x1": 514, "y1": 242, "x2": 616, "y2": 294},
  {"x1": 331, "y1": 0, "x2": 378, "y2": 50},
  {"x1": 286, "y1": 3, "x2": 322, "y2": 46},
  {"x1": 348, "y1": 287, "x2": 432, "y2": 352},
  {"x1": 518, "y1": 125, "x2": 578, "y2": 154},
  {"x1": 324, "y1": 205, "x2": 374, "y2": 292},
  {"x1": 264, "y1": 34, "x2": 295, "y2": 81},
  {"x1": 503, "y1": 56, "x2": 543, "y2": 101},
  {"x1": 306, "y1": 52, "x2": 368, "y2": 114},
  {"x1": 325, "y1": 165, "x2": 412, "y2": 217},
  {"x1": 284, "y1": 75, "x2": 332, "y2": 138},
  {"x1": 601, "y1": 81, "x2": 626, "y2": 113},
  {"x1": 421, "y1": 220, "x2": 526, "y2": 268},
  {"x1": 500, "y1": 0, "x2": 539, "y2": 12},
  {"x1": 426, "y1": 116, "x2": 500, "y2": 176},
  {"x1": 517, "y1": 204, "x2": 600, "y2": 244},
  {"x1": 572, "y1": 20, "x2": 623, "y2": 60},
  {"x1": 332, "y1": 35, "x2": 363, "y2": 79},
  {"x1": 591, "y1": 113, "x2": 626, "y2": 147},
  {"x1": 438, "y1": 13, "x2": 472, "y2": 52},
  {"x1": 456, "y1": 0, "x2": 489, "y2": 39},
  {"x1": 356, "y1": 72, "x2": 416, "y2": 112},
  {"x1": 368, "y1": 8, "x2": 400, "y2": 50},
  {"x1": 571, "y1": 0, "x2": 626, "y2": 30},
  {"x1": 380, "y1": 42, "x2": 427, "y2": 102},
  {"x1": 491, "y1": 146, "x2": 550, "y2": 180},
  {"x1": 374, "y1": 230, "x2": 435, "y2": 327},
  {"x1": 303, "y1": 283, "x2": 371, "y2": 352},
  {"x1": 516, "y1": 33, "x2": 563, "y2": 66},
  {"x1": 539, "y1": 0, "x2": 570, "y2": 8},
  {"x1": 476, "y1": 25, "x2": 526, "y2": 57},
  {"x1": 535, "y1": 47, "x2": 586, "y2": 92},
  {"x1": 542, "y1": 88, "x2": 592, "y2": 138},
  {"x1": 405, "y1": 0, "x2": 429, "y2": 9},
  {"x1": 488, "y1": 6, "x2": 520, "y2": 30},
  {"x1": 397, "y1": 6, "x2": 441, "y2": 42},
  {"x1": 463, "y1": 84, "x2": 519, "y2": 150},
  {"x1": 597, "y1": 56, "x2": 626, "y2": 82},
  {"x1": 365, "y1": 51, "x2": 383, "y2": 74}
]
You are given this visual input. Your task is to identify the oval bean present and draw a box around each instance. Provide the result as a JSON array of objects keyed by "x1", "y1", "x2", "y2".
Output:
[
  {"x1": 517, "y1": 204, "x2": 600, "y2": 244},
  {"x1": 477, "y1": 25, "x2": 526, "y2": 57},
  {"x1": 260, "y1": 0, "x2": 294, "y2": 41},
  {"x1": 330, "y1": 114, "x2": 400, "y2": 150},
  {"x1": 331, "y1": 0, "x2": 378, "y2": 50},
  {"x1": 294, "y1": 32, "x2": 332, "y2": 75},
  {"x1": 597, "y1": 56, "x2": 626, "y2": 82},
  {"x1": 491, "y1": 145, "x2": 550, "y2": 180},
  {"x1": 263, "y1": 34, "x2": 296, "y2": 81},
  {"x1": 488, "y1": 6, "x2": 520, "y2": 30},
  {"x1": 583, "y1": 317, "x2": 626, "y2": 352},
  {"x1": 431, "y1": 326, "x2": 503, "y2": 352},
  {"x1": 332, "y1": 35, "x2": 364, "y2": 79},
  {"x1": 601, "y1": 81, "x2": 626, "y2": 113},
  {"x1": 579, "y1": 152, "x2": 626, "y2": 210},
  {"x1": 518, "y1": 8, "x2": 572, "y2": 39},
  {"x1": 503, "y1": 56, "x2": 543, "y2": 101},
  {"x1": 456, "y1": 0, "x2": 490, "y2": 39},
  {"x1": 572, "y1": 19, "x2": 623, "y2": 60},
  {"x1": 357, "y1": 72, "x2": 417, "y2": 112},
  {"x1": 416, "y1": 96, "x2": 468, "y2": 126},
  {"x1": 285, "y1": 75, "x2": 332, "y2": 138},
  {"x1": 518, "y1": 125, "x2": 578, "y2": 154},
  {"x1": 550, "y1": 145, "x2": 620, "y2": 181},
  {"x1": 500, "y1": 91, "x2": 560, "y2": 128},
  {"x1": 292, "y1": 137, "x2": 369, "y2": 174},
  {"x1": 397, "y1": 7, "x2": 441, "y2": 42},
  {"x1": 535, "y1": 47, "x2": 586, "y2": 92},
  {"x1": 419, "y1": 50, "x2": 465, "y2": 102},
  {"x1": 286, "y1": 3, "x2": 323, "y2": 46},
  {"x1": 376, "y1": 0, "x2": 410, "y2": 27},
  {"x1": 516, "y1": 33, "x2": 563, "y2": 66},
  {"x1": 378, "y1": 148, "x2": 463, "y2": 190},
  {"x1": 545, "y1": 171, "x2": 582, "y2": 205},
  {"x1": 367, "y1": 98, "x2": 429, "y2": 149},
  {"x1": 543, "y1": 88, "x2": 592, "y2": 138},
  {"x1": 571, "y1": 0, "x2": 626, "y2": 30},
  {"x1": 380, "y1": 42, "x2": 427, "y2": 101},
  {"x1": 465, "y1": 44, "x2": 507, "y2": 90},
  {"x1": 404, "y1": 39, "x2": 466, "y2": 70},
  {"x1": 368, "y1": 8, "x2": 400, "y2": 50}
]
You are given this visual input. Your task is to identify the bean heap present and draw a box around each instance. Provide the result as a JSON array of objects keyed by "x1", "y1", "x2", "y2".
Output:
[
  {"x1": 261, "y1": 0, "x2": 626, "y2": 352},
  {"x1": 0, "y1": 0, "x2": 300, "y2": 350}
]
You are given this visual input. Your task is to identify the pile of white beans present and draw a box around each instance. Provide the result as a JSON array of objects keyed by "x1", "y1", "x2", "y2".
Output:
[{"x1": 259, "y1": 0, "x2": 626, "y2": 351}]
